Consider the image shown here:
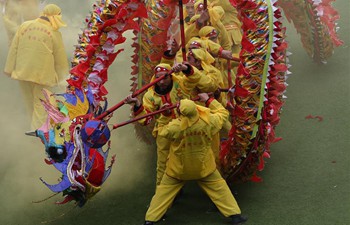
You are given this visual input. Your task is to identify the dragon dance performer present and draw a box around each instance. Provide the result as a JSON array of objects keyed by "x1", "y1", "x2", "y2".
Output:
[
  {"x1": 187, "y1": 42, "x2": 234, "y2": 167},
  {"x1": 1, "y1": 0, "x2": 40, "y2": 45},
  {"x1": 210, "y1": 0, "x2": 242, "y2": 54},
  {"x1": 4, "y1": 3, "x2": 69, "y2": 129},
  {"x1": 125, "y1": 45, "x2": 222, "y2": 185},
  {"x1": 143, "y1": 95, "x2": 247, "y2": 225},
  {"x1": 184, "y1": 0, "x2": 195, "y2": 26},
  {"x1": 184, "y1": 0, "x2": 231, "y2": 50},
  {"x1": 198, "y1": 25, "x2": 238, "y2": 87}
]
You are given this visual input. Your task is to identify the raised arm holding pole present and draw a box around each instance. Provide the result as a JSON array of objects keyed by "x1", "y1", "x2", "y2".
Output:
[{"x1": 96, "y1": 71, "x2": 173, "y2": 120}]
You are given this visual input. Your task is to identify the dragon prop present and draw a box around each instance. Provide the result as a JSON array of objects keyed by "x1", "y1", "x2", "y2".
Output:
[
  {"x1": 29, "y1": 0, "x2": 290, "y2": 206},
  {"x1": 279, "y1": 0, "x2": 343, "y2": 64}
]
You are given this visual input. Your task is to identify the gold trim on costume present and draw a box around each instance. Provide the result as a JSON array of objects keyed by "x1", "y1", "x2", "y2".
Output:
[{"x1": 224, "y1": 24, "x2": 238, "y2": 30}]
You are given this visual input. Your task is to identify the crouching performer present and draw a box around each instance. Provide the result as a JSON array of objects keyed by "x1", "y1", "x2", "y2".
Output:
[{"x1": 143, "y1": 93, "x2": 247, "y2": 225}]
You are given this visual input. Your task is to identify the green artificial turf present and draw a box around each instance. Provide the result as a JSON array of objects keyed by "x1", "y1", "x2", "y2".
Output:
[{"x1": 0, "y1": 1, "x2": 349, "y2": 225}]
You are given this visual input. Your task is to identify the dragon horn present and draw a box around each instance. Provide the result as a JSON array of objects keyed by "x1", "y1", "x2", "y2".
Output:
[{"x1": 25, "y1": 131, "x2": 38, "y2": 137}]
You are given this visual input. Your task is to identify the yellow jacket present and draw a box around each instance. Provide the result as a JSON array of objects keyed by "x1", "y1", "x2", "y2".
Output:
[
  {"x1": 134, "y1": 74, "x2": 191, "y2": 137},
  {"x1": 211, "y1": 0, "x2": 242, "y2": 45},
  {"x1": 4, "y1": 18, "x2": 69, "y2": 86},
  {"x1": 134, "y1": 65, "x2": 219, "y2": 136},
  {"x1": 159, "y1": 99, "x2": 229, "y2": 180}
]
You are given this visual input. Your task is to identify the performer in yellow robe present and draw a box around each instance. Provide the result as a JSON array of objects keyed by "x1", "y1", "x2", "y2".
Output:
[
  {"x1": 210, "y1": 0, "x2": 243, "y2": 54},
  {"x1": 125, "y1": 50, "x2": 221, "y2": 185},
  {"x1": 143, "y1": 95, "x2": 247, "y2": 225},
  {"x1": 185, "y1": 0, "x2": 231, "y2": 50},
  {"x1": 183, "y1": 0, "x2": 195, "y2": 25},
  {"x1": 198, "y1": 25, "x2": 238, "y2": 88},
  {"x1": 4, "y1": 4, "x2": 69, "y2": 129}
]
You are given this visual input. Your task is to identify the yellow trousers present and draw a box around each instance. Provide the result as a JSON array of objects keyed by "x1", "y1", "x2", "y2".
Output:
[
  {"x1": 19, "y1": 81, "x2": 48, "y2": 130},
  {"x1": 145, "y1": 170, "x2": 241, "y2": 222},
  {"x1": 155, "y1": 135, "x2": 171, "y2": 185}
]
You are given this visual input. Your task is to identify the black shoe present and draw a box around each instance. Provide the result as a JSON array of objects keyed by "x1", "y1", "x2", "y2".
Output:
[
  {"x1": 231, "y1": 214, "x2": 248, "y2": 225},
  {"x1": 143, "y1": 221, "x2": 154, "y2": 225}
]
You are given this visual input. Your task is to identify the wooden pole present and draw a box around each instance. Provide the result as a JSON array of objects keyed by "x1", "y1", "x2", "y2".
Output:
[
  {"x1": 178, "y1": 0, "x2": 187, "y2": 61},
  {"x1": 96, "y1": 71, "x2": 173, "y2": 120}
]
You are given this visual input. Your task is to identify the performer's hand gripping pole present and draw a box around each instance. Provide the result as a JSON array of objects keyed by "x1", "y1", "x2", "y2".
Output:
[
  {"x1": 96, "y1": 70, "x2": 173, "y2": 120},
  {"x1": 112, "y1": 104, "x2": 178, "y2": 129},
  {"x1": 112, "y1": 96, "x2": 200, "y2": 130}
]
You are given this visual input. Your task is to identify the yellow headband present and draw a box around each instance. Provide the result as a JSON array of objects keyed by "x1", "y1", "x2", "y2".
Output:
[
  {"x1": 198, "y1": 26, "x2": 217, "y2": 38},
  {"x1": 42, "y1": 4, "x2": 67, "y2": 30},
  {"x1": 154, "y1": 63, "x2": 172, "y2": 74},
  {"x1": 191, "y1": 48, "x2": 215, "y2": 72}
]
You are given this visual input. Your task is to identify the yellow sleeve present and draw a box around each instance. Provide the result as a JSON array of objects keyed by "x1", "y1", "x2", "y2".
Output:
[
  {"x1": 133, "y1": 91, "x2": 158, "y2": 125},
  {"x1": 196, "y1": 67, "x2": 221, "y2": 93},
  {"x1": 158, "y1": 119, "x2": 181, "y2": 140},
  {"x1": 185, "y1": 22, "x2": 199, "y2": 44},
  {"x1": 208, "y1": 99, "x2": 229, "y2": 134},
  {"x1": 216, "y1": 22, "x2": 232, "y2": 50},
  {"x1": 175, "y1": 49, "x2": 184, "y2": 63},
  {"x1": 179, "y1": 66, "x2": 202, "y2": 94},
  {"x1": 207, "y1": 40, "x2": 222, "y2": 56}
]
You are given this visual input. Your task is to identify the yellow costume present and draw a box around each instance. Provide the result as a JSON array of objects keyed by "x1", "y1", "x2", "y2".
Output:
[
  {"x1": 183, "y1": 0, "x2": 195, "y2": 26},
  {"x1": 198, "y1": 26, "x2": 237, "y2": 88},
  {"x1": 185, "y1": 0, "x2": 231, "y2": 50},
  {"x1": 4, "y1": 4, "x2": 69, "y2": 129},
  {"x1": 211, "y1": 0, "x2": 242, "y2": 54},
  {"x1": 145, "y1": 99, "x2": 241, "y2": 222},
  {"x1": 187, "y1": 48, "x2": 224, "y2": 98},
  {"x1": 189, "y1": 47, "x2": 231, "y2": 163},
  {"x1": 134, "y1": 59, "x2": 220, "y2": 185},
  {"x1": 175, "y1": 35, "x2": 223, "y2": 63}
]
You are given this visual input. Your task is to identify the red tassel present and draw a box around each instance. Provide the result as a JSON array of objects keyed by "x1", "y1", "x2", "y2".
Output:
[
  {"x1": 55, "y1": 195, "x2": 75, "y2": 205},
  {"x1": 234, "y1": 105, "x2": 246, "y2": 118},
  {"x1": 89, "y1": 35, "x2": 100, "y2": 46},
  {"x1": 263, "y1": 151, "x2": 271, "y2": 159},
  {"x1": 131, "y1": 54, "x2": 139, "y2": 64},
  {"x1": 315, "y1": 116, "x2": 323, "y2": 122},
  {"x1": 251, "y1": 173, "x2": 263, "y2": 182},
  {"x1": 235, "y1": 85, "x2": 250, "y2": 98},
  {"x1": 99, "y1": 68, "x2": 108, "y2": 83},
  {"x1": 117, "y1": 8, "x2": 128, "y2": 19},
  {"x1": 108, "y1": 49, "x2": 124, "y2": 65},
  {"x1": 241, "y1": 34, "x2": 255, "y2": 53},
  {"x1": 242, "y1": 17, "x2": 256, "y2": 30},
  {"x1": 44, "y1": 158, "x2": 53, "y2": 165},
  {"x1": 305, "y1": 114, "x2": 314, "y2": 119},
  {"x1": 114, "y1": 35, "x2": 127, "y2": 45},
  {"x1": 151, "y1": 31, "x2": 168, "y2": 46},
  {"x1": 258, "y1": 155, "x2": 265, "y2": 171},
  {"x1": 101, "y1": 19, "x2": 117, "y2": 30},
  {"x1": 123, "y1": 19, "x2": 140, "y2": 32},
  {"x1": 132, "y1": 4, "x2": 148, "y2": 18},
  {"x1": 99, "y1": 85, "x2": 108, "y2": 96},
  {"x1": 272, "y1": 64, "x2": 288, "y2": 73},
  {"x1": 86, "y1": 44, "x2": 96, "y2": 58},
  {"x1": 272, "y1": 137, "x2": 283, "y2": 143}
]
